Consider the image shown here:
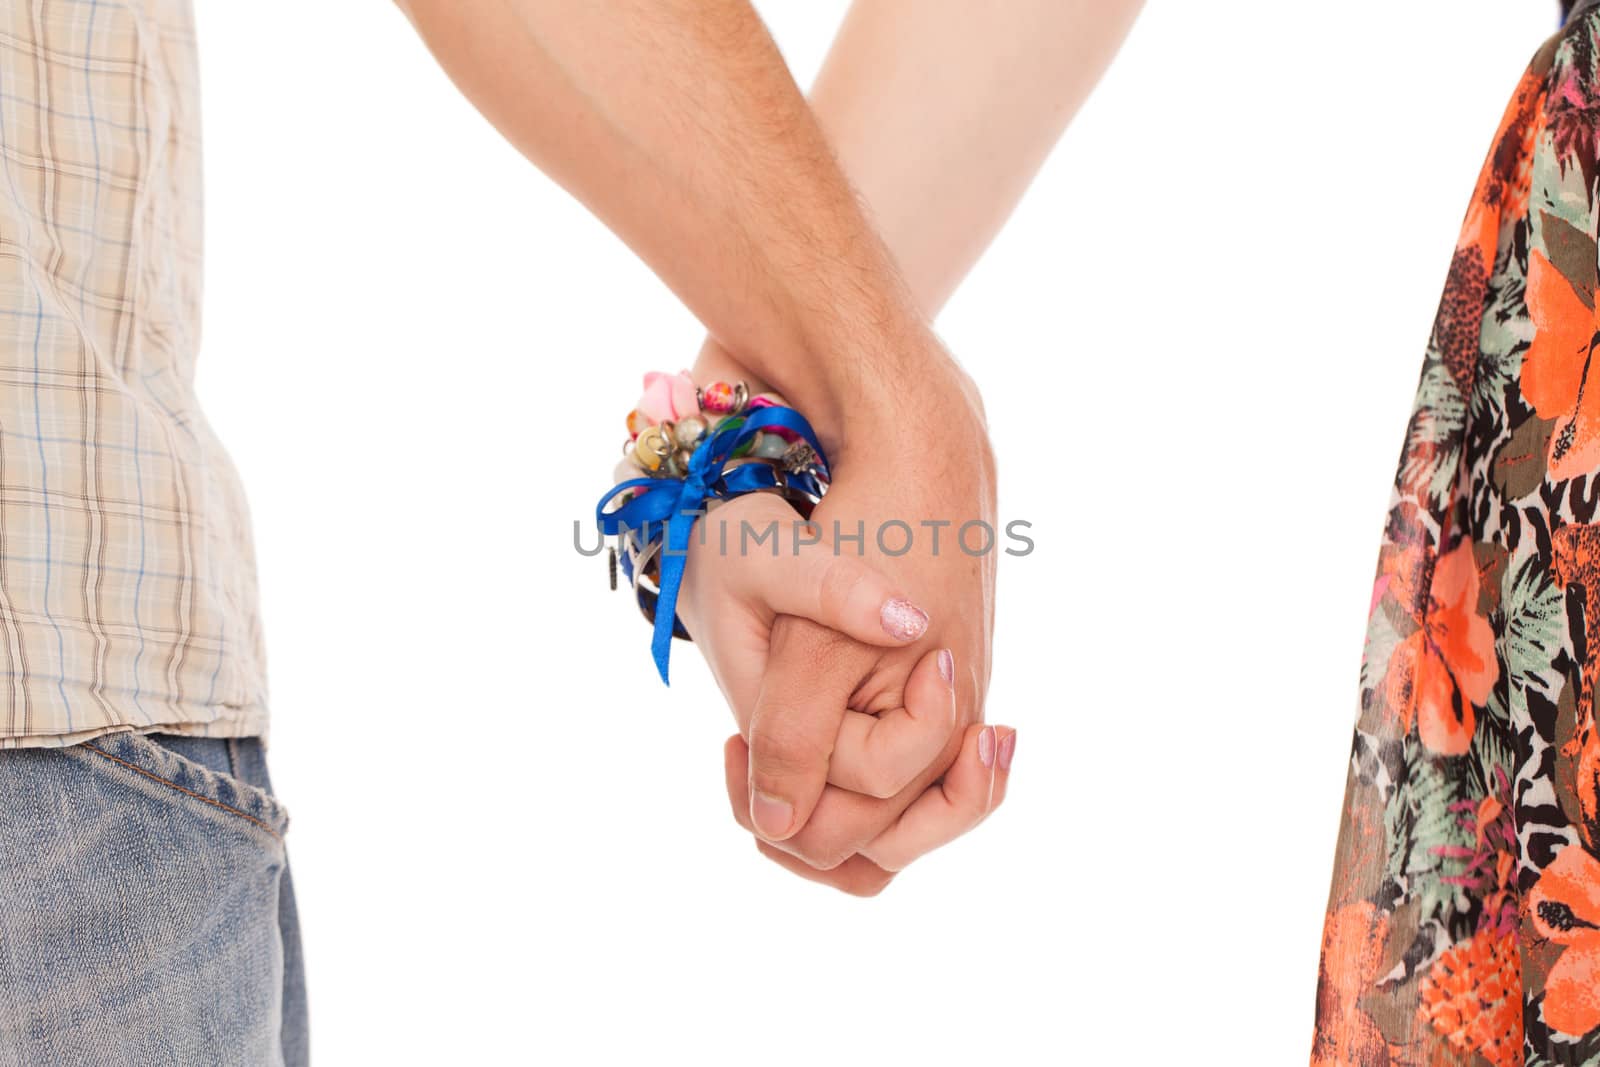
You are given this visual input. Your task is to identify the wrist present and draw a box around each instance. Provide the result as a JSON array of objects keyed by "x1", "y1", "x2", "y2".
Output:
[{"x1": 692, "y1": 322, "x2": 987, "y2": 472}]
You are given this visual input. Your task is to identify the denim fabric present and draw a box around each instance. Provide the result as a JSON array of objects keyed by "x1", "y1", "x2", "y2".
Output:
[{"x1": 0, "y1": 731, "x2": 307, "y2": 1066}]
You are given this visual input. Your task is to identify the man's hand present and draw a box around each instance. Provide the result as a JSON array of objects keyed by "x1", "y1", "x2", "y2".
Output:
[{"x1": 723, "y1": 713, "x2": 1016, "y2": 896}]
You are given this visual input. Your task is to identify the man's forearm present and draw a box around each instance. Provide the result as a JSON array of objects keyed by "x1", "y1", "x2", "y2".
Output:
[{"x1": 396, "y1": 0, "x2": 939, "y2": 449}]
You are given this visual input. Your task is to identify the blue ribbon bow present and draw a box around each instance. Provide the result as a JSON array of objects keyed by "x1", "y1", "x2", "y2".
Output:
[{"x1": 595, "y1": 406, "x2": 829, "y2": 684}]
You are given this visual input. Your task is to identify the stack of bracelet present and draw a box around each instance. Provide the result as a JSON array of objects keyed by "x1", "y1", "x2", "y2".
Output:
[{"x1": 595, "y1": 370, "x2": 831, "y2": 683}]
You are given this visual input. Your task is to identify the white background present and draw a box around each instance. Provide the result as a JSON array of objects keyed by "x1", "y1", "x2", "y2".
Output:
[{"x1": 190, "y1": 1, "x2": 1560, "y2": 1062}]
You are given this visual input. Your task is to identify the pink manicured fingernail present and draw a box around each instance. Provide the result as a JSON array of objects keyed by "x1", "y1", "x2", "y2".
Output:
[
  {"x1": 937, "y1": 648, "x2": 955, "y2": 688},
  {"x1": 880, "y1": 597, "x2": 929, "y2": 641},
  {"x1": 751, "y1": 791, "x2": 794, "y2": 840},
  {"x1": 978, "y1": 726, "x2": 996, "y2": 768},
  {"x1": 998, "y1": 729, "x2": 1016, "y2": 771}
]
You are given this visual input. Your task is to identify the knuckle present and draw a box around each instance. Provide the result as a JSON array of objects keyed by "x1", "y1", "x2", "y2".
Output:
[
  {"x1": 777, "y1": 829, "x2": 853, "y2": 871},
  {"x1": 858, "y1": 762, "x2": 913, "y2": 801},
  {"x1": 954, "y1": 770, "x2": 990, "y2": 812},
  {"x1": 958, "y1": 789, "x2": 991, "y2": 824},
  {"x1": 935, "y1": 778, "x2": 986, "y2": 825},
  {"x1": 814, "y1": 557, "x2": 868, "y2": 621},
  {"x1": 842, "y1": 870, "x2": 894, "y2": 898},
  {"x1": 796, "y1": 841, "x2": 853, "y2": 872},
  {"x1": 749, "y1": 715, "x2": 833, "y2": 783}
]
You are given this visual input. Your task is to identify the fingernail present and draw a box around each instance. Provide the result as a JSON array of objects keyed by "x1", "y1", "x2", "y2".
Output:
[
  {"x1": 998, "y1": 729, "x2": 1016, "y2": 771},
  {"x1": 880, "y1": 597, "x2": 929, "y2": 641},
  {"x1": 751, "y1": 791, "x2": 794, "y2": 839},
  {"x1": 978, "y1": 726, "x2": 996, "y2": 768},
  {"x1": 937, "y1": 648, "x2": 955, "y2": 688}
]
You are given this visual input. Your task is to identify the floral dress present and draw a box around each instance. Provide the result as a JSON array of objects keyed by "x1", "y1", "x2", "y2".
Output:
[{"x1": 1312, "y1": 3, "x2": 1600, "y2": 1063}]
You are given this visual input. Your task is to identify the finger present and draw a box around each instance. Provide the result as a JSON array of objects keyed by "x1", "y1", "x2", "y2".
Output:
[
  {"x1": 725, "y1": 723, "x2": 963, "y2": 871},
  {"x1": 753, "y1": 840, "x2": 896, "y2": 897},
  {"x1": 721, "y1": 742, "x2": 897, "y2": 894},
  {"x1": 743, "y1": 622, "x2": 863, "y2": 842},
  {"x1": 991, "y1": 726, "x2": 1016, "y2": 809},
  {"x1": 724, "y1": 732, "x2": 752, "y2": 812},
  {"x1": 747, "y1": 534, "x2": 929, "y2": 647},
  {"x1": 857, "y1": 722, "x2": 1001, "y2": 873},
  {"x1": 825, "y1": 646, "x2": 956, "y2": 798},
  {"x1": 724, "y1": 733, "x2": 757, "y2": 831}
]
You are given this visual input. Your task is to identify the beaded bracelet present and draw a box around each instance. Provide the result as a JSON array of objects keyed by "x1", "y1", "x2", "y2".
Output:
[{"x1": 595, "y1": 370, "x2": 831, "y2": 683}]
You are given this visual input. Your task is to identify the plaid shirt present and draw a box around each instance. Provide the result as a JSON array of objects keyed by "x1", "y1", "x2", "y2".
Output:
[{"x1": 0, "y1": 0, "x2": 268, "y2": 747}]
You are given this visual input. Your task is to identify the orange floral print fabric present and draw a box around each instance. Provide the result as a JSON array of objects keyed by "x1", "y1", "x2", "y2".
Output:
[{"x1": 1313, "y1": 7, "x2": 1600, "y2": 1063}]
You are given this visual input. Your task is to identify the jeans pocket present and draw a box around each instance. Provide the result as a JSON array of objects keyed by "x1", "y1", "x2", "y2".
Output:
[
  {"x1": 4, "y1": 733, "x2": 296, "y2": 1064},
  {"x1": 70, "y1": 730, "x2": 291, "y2": 844}
]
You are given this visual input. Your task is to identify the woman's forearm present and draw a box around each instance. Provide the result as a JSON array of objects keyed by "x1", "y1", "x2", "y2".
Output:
[{"x1": 810, "y1": 0, "x2": 1145, "y2": 318}]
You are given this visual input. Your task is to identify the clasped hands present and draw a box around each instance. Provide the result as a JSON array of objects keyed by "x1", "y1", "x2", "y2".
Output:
[{"x1": 673, "y1": 339, "x2": 1014, "y2": 895}]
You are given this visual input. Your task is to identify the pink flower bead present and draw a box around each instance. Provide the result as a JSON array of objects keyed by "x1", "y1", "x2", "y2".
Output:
[
  {"x1": 701, "y1": 381, "x2": 737, "y2": 414},
  {"x1": 636, "y1": 371, "x2": 699, "y2": 424}
]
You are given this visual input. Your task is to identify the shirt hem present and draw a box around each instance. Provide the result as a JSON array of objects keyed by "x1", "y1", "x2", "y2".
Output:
[{"x1": 0, "y1": 706, "x2": 271, "y2": 750}]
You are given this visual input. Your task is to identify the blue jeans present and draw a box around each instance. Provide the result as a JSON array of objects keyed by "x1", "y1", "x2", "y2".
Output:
[{"x1": 0, "y1": 731, "x2": 308, "y2": 1066}]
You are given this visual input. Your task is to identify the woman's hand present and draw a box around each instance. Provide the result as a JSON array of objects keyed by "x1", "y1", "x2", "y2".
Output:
[
  {"x1": 677, "y1": 491, "x2": 962, "y2": 800},
  {"x1": 686, "y1": 330, "x2": 1004, "y2": 890},
  {"x1": 677, "y1": 492, "x2": 1016, "y2": 895}
]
